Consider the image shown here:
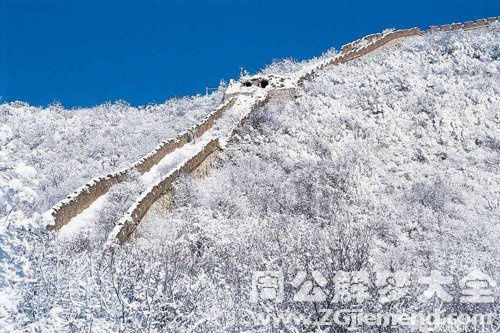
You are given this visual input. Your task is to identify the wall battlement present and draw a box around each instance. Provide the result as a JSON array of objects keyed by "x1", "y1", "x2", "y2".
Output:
[
  {"x1": 47, "y1": 98, "x2": 236, "y2": 230},
  {"x1": 47, "y1": 16, "x2": 500, "y2": 246},
  {"x1": 107, "y1": 93, "x2": 271, "y2": 246},
  {"x1": 428, "y1": 17, "x2": 499, "y2": 32},
  {"x1": 106, "y1": 138, "x2": 221, "y2": 246}
]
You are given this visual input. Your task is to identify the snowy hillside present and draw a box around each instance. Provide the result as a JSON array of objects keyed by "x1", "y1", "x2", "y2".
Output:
[
  {"x1": 0, "y1": 93, "x2": 223, "y2": 220},
  {"x1": 138, "y1": 25, "x2": 500, "y2": 331},
  {"x1": 0, "y1": 92, "x2": 224, "y2": 329},
  {"x1": 1, "y1": 23, "x2": 500, "y2": 332}
]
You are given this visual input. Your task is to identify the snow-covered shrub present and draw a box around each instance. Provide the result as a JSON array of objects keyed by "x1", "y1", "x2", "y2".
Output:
[
  {"x1": 3, "y1": 24, "x2": 500, "y2": 332},
  {"x1": 259, "y1": 47, "x2": 338, "y2": 76}
]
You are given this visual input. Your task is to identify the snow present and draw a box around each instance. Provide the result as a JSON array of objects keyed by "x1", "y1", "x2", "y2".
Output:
[
  {"x1": 58, "y1": 193, "x2": 109, "y2": 238},
  {"x1": 142, "y1": 137, "x2": 209, "y2": 186},
  {"x1": 0, "y1": 90, "x2": 224, "y2": 329},
  {"x1": 225, "y1": 74, "x2": 298, "y2": 100},
  {"x1": 1, "y1": 22, "x2": 500, "y2": 332},
  {"x1": 0, "y1": 91, "x2": 223, "y2": 226},
  {"x1": 47, "y1": 89, "x2": 263, "y2": 249},
  {"x1": 14, "y1": 163, "x2": 37, "y2": 178},
  {"x1": 105, "y1": 93, "x2": 266, "y2": 246}
]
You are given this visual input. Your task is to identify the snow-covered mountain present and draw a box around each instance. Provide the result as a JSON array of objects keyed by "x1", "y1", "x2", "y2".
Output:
[{"x1": 1, "y1": 21, "x2": 499, "y2": 332}]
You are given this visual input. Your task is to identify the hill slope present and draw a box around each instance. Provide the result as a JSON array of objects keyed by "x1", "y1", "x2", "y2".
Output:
[{"x1": 1, "y1": 24, "x2": 500, "y2": 332}]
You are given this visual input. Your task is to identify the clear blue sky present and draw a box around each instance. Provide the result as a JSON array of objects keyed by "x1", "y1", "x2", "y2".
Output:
[{"x1": 1, "y1": 0, "x2": 499, "y2": 107}]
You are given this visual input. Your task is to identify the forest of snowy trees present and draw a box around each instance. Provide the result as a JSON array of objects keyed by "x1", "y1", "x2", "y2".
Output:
[{"x1": 1, "y1": 24, "x2": 499, "y2": 332}]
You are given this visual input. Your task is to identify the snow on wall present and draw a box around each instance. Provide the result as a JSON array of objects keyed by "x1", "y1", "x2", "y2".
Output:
[
  {"x1": 297, "y1": 27, "x2": 423, "y2": 85},
  {"x1": 227, "y1": 94, "x2": 271, "y2": 142},
  {"x1": 428, "y1": 17, "x2": 500, "y2": 32},
  {"x1": 47, "y1": 98, "x2": 236, "y2": 230},
  {"x1": 340, "y1": 32, "x2": 383, "y2": 53},
  {"x1": 132, "y1": 97, "x2": 236, "y2": 174},
  {"x1": 266, "y1": 88, "x2": 297, "y2": 103},
  {"x1": 48, "y1": 16, "x2": 500, "y2": 237},
  {"x1": 47, "y1": 169, "x2": 128, "y2": 231},
  {"x1": 225, "y1": 28, "x2": 425, "y2": 101},
  {"x1": 224, "y1": 74, "x2": 298, "y2": 103},
  {"x1": 298, "y1": 17, "x2": 500, "y2": 86},
  {"x1": 106, "y1": 138, "x2": 221, "y2": 246},
  {"x1": 107, "y1": 93, "x2": 270, "y2": 245}
]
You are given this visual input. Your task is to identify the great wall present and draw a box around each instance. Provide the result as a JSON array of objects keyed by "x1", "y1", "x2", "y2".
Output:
[{"x1": 44, "y1": 16, "x2": 500, "y2": 247}]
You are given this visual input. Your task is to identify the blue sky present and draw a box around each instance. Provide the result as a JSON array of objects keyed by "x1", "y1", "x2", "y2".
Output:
[{"x1": 1, "y1": 0, "x2": 499, "y2": 107}]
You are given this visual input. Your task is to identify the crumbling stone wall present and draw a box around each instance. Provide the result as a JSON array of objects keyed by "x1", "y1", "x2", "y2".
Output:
[
  {"x1": 428, "y1": 17, "x2": 499, "y2": 32},
  {"x1": 267, "y1": 88, "x2": 297, "y2": 103},
  {"x1": 298, "y1": 17, "x2": 499, "y2": 86},
  {"x1": 47, "y1": 169, "x2": 128, "y2": 231},
  {"x1": 298, "y1": 27, "x2": 422, "y2": 85},
  {"x1": 107, "y1": 138, "x2": 221, "y2": 245},
  {"x1": 50, "y1": 17, "x2": 500, "y2": 239},
  {"x1": 132, "y1": 98, "x2": 236, "y2": 174},
  {"x1": 47, "y1": 98, "x2": 235, "y2": 230}
]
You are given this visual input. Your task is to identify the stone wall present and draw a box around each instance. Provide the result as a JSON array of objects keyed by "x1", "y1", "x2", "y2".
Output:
[
  {"x1": 47, "y1": 98, "x2": 235, "y2": 230},
  {"x1": 267, "y1": 88, "x2": 297, "y2": 103},
  {"x1": 50, "y1": 17, "x2": 500, "y2": 235},
  {"x1": 132, "y1": 97, "x2": 236, "y2": 174},
  {"x1": 340, "y1": 32, "x2": 382, "y2": 53},
  {"x1": 107, "y1": 138, "x2": 221, "y2": 246},
  {"x1": 47, "y1": 168, "x2": 128, "y2": 231},
  {"x1": 428, "y1": 17, "x2": 499, "y2": 32},
  {"x1": 106, "y1": 93, "x2": 270, "y2": 245},
  {"x1": 297, "y1": 27, "x2": 422, "y2": 85},
  {"x1": 298, "y1": 17, "x2": 499, "y2": 86}
]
